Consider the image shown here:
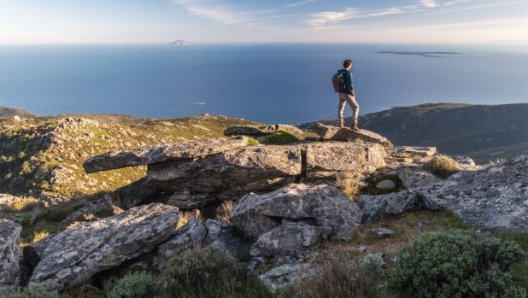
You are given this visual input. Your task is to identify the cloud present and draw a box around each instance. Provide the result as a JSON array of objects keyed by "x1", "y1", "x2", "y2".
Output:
[
  {"x1": 419, "y1": 0, "x2": 439, "y2": 7},
  {"x1": 369, "y1": 7, "x2": 405, "y2": 17},
  {"x1": 307, "y1": 8, "x2": 357, "y2": 27},
  {"x1": 285, "y1": 0, "x2": 316, "y2": 8}
]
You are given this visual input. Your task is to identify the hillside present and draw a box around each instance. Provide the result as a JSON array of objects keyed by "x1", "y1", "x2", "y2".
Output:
[
  {"x1": 0, "y1": 106, "x2": 37, "y2": 119},
  {"x1": 302, "y1": 103, "x2": 528, "y2": 164},
  {"x1": 0, "y1": 114, "x2": 261, "y2": 203}
]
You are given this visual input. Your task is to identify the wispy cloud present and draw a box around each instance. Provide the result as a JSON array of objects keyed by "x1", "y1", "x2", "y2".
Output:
[
  {"x1": 369, "y1": 8, "x2": 405, "y2": 17},
  {"x1": 419, "y1": 0, "x2": 439, "y2": 8},
  {"x1": 285, "y1": 0, "x2": 316, "y2": 8},
  {"x1": 307, "y1": 9, "x2": 357, "y2": 27}
]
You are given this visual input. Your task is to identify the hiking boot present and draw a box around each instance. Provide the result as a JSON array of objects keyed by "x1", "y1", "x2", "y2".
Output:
[{"x1": 350, "y1": 123, "x2": 360, "y2": 131}]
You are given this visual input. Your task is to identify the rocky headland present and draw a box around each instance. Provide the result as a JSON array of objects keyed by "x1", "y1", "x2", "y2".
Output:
[{"x1": 0, "y1": 105, "x2": 527, "y2": 296}]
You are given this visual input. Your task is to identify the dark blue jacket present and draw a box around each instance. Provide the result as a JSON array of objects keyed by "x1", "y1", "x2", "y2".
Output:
[{"x1": 337, "y1": 69, "x2": 354, "y2": 94}]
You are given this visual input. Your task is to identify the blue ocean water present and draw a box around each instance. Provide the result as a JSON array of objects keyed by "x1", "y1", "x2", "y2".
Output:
[{"x1": 0, "y1": 43, "x2": 527, "y2": 124}]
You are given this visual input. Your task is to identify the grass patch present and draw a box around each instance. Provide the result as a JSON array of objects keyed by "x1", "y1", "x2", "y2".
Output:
[
  {"x1": 424, "y1": 154, "x2": 459, "y2": 178},
  {"x1": 335, "y1": 172, "x2": 364, "y2": 201},
  {"x1": 215, "y1": 200, "x2": 235, "y2": 223},
  {"x1": 261, "y1": 130, "x2": 299, "y2": 145}
]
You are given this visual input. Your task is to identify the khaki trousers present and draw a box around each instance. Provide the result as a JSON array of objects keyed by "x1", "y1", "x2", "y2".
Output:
[{"x1": 338, "y1": 93, "x2": 359, "y2": 125}]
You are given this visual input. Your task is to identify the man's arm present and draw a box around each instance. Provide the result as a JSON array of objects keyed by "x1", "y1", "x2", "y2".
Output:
[{"x1": 345, "y1": 71, "x2": 355, "y2": 95}]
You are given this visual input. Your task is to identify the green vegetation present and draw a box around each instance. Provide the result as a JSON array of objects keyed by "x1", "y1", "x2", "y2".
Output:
[
  {"x1": 390, "y1": 229, "x2": 527, "y2": 298},
  {"x1": 424, "y1": 154, "x2": 459, "y2": 178},
  {"x1": 0, "y1": 286, "x2": 60, "y2": 298},
  {"x1": 261, "y1": 130, "x2": 299, "y2": 145},
  {"x1": 288, "y1": 250, "x2": 396, "y2": 298},
  {"x1": 107, "y1": 272, "x2": 163, "y2": 298}
]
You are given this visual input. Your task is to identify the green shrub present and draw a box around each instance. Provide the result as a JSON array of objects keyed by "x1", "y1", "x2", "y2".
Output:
[
  {"x1": 423, "y1": 154, "x2": 458, "y2": 178},
  {"x1": 0, "y1": 286, "x2": 60, "y2": 298},
  {"x1": 291, "y1": 253, "x2": 395, "y2": 298},
  {"x1": 107, "y1": 272, "x2": 163, "y2": 298},
  {"x1": 261, "y1": 131, "x2": 299, "y2": 145},
  {"x1": 390, "y1": 229, "x2": 527, "y2": 298},
  {"x1": 162, "y1": 246, "x2": 248, "y2": 298}
]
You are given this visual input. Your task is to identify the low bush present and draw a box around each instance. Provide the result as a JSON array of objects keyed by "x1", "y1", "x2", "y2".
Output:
[
  {"x1": 290, "y1": 251, "x2": 395, "y2": 298},
  {"x1": 0, "y1": 286, "x2": 59, "y2": 298},
  {"x1": 423, "y1": 154, "x2": 459, "y2": 178},
  {"x1": 261, "y1": 131, "x2": 299, "y2": 145},
  {"x1": 390, "y1": 229, "x2": 527, "y2": 298},
  {"x1": 107, "y1": 272, "x2": 163, "y2": 298},
  {"x1": 162, "y1": 246, "x2": 259, "y2": 298}
]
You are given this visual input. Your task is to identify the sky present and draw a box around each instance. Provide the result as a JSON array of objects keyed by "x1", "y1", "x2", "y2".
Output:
[{"x1": 1, "y1": 0, "x2": 528, "y2": 44}]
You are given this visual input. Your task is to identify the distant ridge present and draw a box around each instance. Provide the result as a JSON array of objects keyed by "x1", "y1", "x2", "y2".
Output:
[
  {"x1": 300, "y1": 103, "x2": 528, "y2": 163},
  {"x1": 170, "y1": 39, "x2": 192, "y2": 46},
  {"x1": 0, "y1": 106, "x2": 37, "y2": 119}
]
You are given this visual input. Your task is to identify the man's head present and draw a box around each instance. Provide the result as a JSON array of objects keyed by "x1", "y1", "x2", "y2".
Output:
[{"x1": 343, "y1": 59, "x2": 353, "y2": 70}]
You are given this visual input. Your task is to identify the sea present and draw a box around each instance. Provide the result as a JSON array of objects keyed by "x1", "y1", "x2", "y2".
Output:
[{"x1": 1, "y1": 43, "x2": 527, "y2": 124}]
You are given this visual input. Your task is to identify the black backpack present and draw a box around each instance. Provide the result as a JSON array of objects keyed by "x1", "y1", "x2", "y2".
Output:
[{"x1": 332, "y1": 71, "x2": 347, "y2": 93}]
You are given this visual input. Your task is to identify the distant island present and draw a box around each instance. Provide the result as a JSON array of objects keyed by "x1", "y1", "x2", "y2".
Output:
[
  {"x1": 374, "y1": 51, "x2": 461, "y2": 58},
  {"x1": 170, "y1": 39, "x2": 192, "y2": 46}
]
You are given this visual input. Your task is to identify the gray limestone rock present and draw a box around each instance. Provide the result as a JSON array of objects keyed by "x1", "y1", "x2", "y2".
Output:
[
  {"x1": 148, "y1": 145, "x2": 302, "y2": 198},
  {"x1": 157, "y1": 219, "x2": 206, "y2": 261},
  {"x1": 230, "y1": 183, "x2": 362, "y2": 241},
  {"x1": 204, "y1": 219, "x2": 246, "y2": 257},
  {"x1": 60, "y1": 194, "x2": 123, "y2": 229},
  {"x1": 313, "y1": 123, "x2": 390, "y2": 144},
  {"x1": 250, "y1": 220, "x2": 325, "y2": 257},
  {"x1": 83, "y1": 137, "x2": 248, "y2": 173},
  {"x1": 258, "y1": 263, "x2": 315, "y2": 293},
  {"x1": 27, "y1": 203, "x2": 179, "y2": 290},
  {"x1": 305, "y1": 142, "x2": 386, "y2": 179},
  {"x1": 359, "y1": 155, "x2": 528, "y2": 231},
  {"x1": 398, "y1": 167, "x2": 443, "y2": 189},
  {"x1": 0, "y1": 220, "x2": 22, "y2": 288},
  {"x1": 357, "y1": 191, "x2": 422, "y2": 223},
  {"x1": 376, "y1": 179, "x2": 397, "y2": 190}
]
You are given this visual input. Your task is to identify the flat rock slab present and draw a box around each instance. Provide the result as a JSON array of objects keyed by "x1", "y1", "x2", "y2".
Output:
[
  {"x1": 314, "y1": 123, "x2": 390, "y2": 144},
  {"x1": 0, "y1": 219, "x2": 22, "y2": 287},
  {"x1": 305, "y1": 142, "x2": 387, "y2": 178},
  {"x1": 258, "y1": 263, "x2": 314, "y2": 294},
  {"x1": 147, "y1": 145, "x2": 302, "y2": 196},
  {"x1": 388, "y1": 146, "x2": 437, "y2": 159},
  {"x1": 83, "y1": 137, "x2": 248, "y2": 173},
  {"x1": 230, "y1": 183, "x2": 362, "y2": 241},
  {"x1": 157, "y1": 219, "x2": 206, "y2": 261},
  {"x1": 27, "y1": 203, "x2": 179, "y2": 290}
]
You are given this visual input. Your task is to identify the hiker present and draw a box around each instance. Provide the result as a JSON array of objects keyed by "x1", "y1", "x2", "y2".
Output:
[{"x1": 334, "y1": 59, "x2": 360, "y2": 131}]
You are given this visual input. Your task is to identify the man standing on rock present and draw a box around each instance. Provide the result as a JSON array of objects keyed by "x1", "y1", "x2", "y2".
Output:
[{"x1": 335, "y1": 59, "x2": 360, "y2": 131}]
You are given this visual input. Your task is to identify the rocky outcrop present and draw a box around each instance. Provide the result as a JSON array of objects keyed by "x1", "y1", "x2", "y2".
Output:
[
  {"x1": 359, "y1": 155, "x2": 528, "y2": 231},
  {"x1": 0, "y1": 220, "x2": 22, "y2": 288},
  {"x1": 148, "y1": 145, "x2": 302, "y2": 203},
  {"x1": 60, "y1": 194, "x2": 123, "y2": 229},
  {"x1": 313, "y1": 123, "x2": 390, "y2": 144},
  {"x1": 83, "y1": 137, "x2": 248, "y2": 173},
  {"x1": 115, "y1": 178, "x2": 162, "y2": 209},
  {"x1": 204, "y1": 219, "x2": 246, "y2": 256},
  {"x1": 230, "y1": 184, "x2": 362, "y2": 242},
  {"x1": 26, "y1": 203, "x2": 179, "y2": 290},
  {"x1": 157, "y1": 219, "x2": 206, "y2": 261},
  {"x1": 305, "y1": 142, "x2": 386, "y2": 179}
]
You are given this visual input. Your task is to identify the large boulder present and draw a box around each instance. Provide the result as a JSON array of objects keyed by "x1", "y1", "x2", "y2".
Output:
[
  {"x1": 0, "y1": 220, "x2": 22, "y2": 288},
  {"x1": 313, "y1": 123, "x2": 390, "y2": 144},
  {"x1": 230, "y1": 183, "x2": 362, "y2": 241},
  {"x1": 258, "y1": 263, "x2": 315, "y2": 294},
  {"x1": 26, "y1": 203, "x2": 179, "y2": 290},
  {"x1": 305, "y1": 142, "x2": 387, "y2": 179},
  {"x1": 204, "y1": 219, "x2": 246, "y2": 257},
  {"x1": 114, "y1": 177, "x2": 162, "y2": 209},
  {"x1": 148, "y1": 145, "x2": 302, "y2": 200},
  {"x1": 358, "y1": 155, "x2": 528, "y2": 231},
  {"x1": 83, "y1": 137, "x2": 248, "y2": 173}
]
